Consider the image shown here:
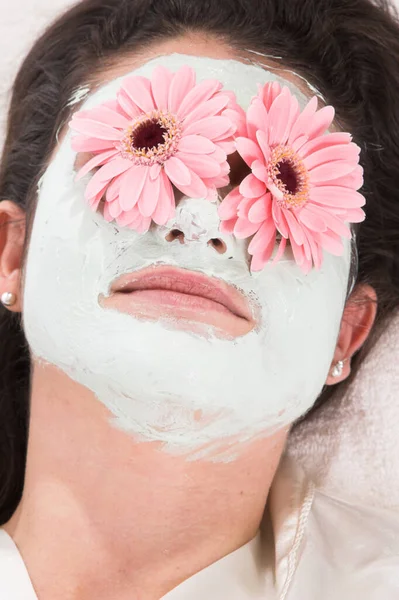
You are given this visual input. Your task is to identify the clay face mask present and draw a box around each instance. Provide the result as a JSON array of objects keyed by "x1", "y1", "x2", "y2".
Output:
[{"x1": 22, "y1": 54, "x2": 352, "y2": 459}]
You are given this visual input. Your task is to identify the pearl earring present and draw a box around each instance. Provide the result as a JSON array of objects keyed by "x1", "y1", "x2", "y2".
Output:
[
  {"x1": 331, "y1": 359, "x2": 345, "y2": 378},
  {"x1": 1, "y1": 292, "x2": 17, "y2": 307}
]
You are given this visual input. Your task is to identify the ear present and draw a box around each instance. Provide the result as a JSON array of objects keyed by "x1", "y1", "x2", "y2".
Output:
[
  {"x1": 325, "y1": 284, "x2": 377, "y2": 385},
  {"x1": 0, "y1": 201, "x2": 26, "y2": 313}
]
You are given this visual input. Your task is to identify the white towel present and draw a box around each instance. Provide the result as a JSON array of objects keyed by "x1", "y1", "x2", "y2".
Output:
[{"x1": 286, "y1": 310, "x2": 399, "y2": 509}]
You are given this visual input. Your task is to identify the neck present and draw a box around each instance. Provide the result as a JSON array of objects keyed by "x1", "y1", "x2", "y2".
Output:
[{"x1": 3, "y1": 361, "x2": 288, "y2": 600}]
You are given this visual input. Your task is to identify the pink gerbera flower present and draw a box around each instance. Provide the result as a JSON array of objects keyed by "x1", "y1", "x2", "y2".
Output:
[
  {"x1": 218, "y1": 82, "x2": 366, "y2": 272},
  {"x1": 69, "y1": 65, "x2": 245, "y2": 233}
]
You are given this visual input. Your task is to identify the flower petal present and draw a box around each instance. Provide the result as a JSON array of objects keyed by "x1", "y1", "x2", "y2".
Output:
[
  {"x1": 309, "y1": 186, "x2": 366, "y2": 208},
  {"x1": 260, "y1": 81, "x2": 282, "y2": 111},
  {"x1": 208, "y1": 146, "x2": 227, "y2": 163},
  {"x1": 179, "y1": 79, "x2": 223, "y2": 120},
  {"x1": 306, "y1": 203, "x2": 352, "y2": 237},
  {"x1": 138, "y1": 171, "x2": 161, "y2": 218},
  {"x1": 115, "y1": 207, "x2": 138, "y2": 227},
  {"x1": 164, "y1": 156, "x2": 192, "y2": 186},
  {"x1": 71, "y1": 136, "x2": 114, "y2": 153},
  {"x1": 183, "y1": 95, "x2": 230, "y2": 128},
  {"x1": 75, "y1": 150, "x2": 119, "y2": 181},
  {"x1": 88, "y1": 185, "x2": 107, "y2": 211},
  {"x1": 204, "y1": 174, "x2": 230, "y2": 189},
  {"x1": 237, "y1": 197, "x2": 258, "y2": 220},
  {"x1": 183, "y1": 116, "x2": 233, "y2": 140},
  {"x1": 151, "y1": 66, "x2": 173, "y2": 109},
  {"x1": 106, "y1": 196, "x2": 123, "y2": 219},
  {"x1": 204, "y1": 186, "x2": 218, "y2": 202},
  {"x1": 239, "y1": 173, "x2": 266, "y2": 198},
  {"x1": 329, "y1": 165, "x2": 364, "y2": 189},
  {"x1": 292, "y1": 135, "x2": 309, "y2": 154},
  {"x1": 119, "y1": 165, "x2": 148, "y2": 211},
  {"x1": 298, "y1": 132, "x2": 352, "y2": 159},
  {"x1": 250, "y1": 252, "x2": 267, "y2": 272},
  {"x1": 272, "y1": 202, "x2": 289, "y2": 238},
  {"x1": 117, "y1": 208, "x2": 152, "y2": 233},
  {"x1": 121, "y1": 75, "x2": 155, "y2": 113},
  {"x1": 218, "y1": 187, "x2": 242, "y2": 220},
  {"x1": 248, "y1": 219, "x2": 276, "y2": 255},
  {"x1": 302, "y1": 229, "x2": 323, "y2": 270},
  {"x1": 233, "y1": 217, "x2": 260, "y2": 239},
  {"x1": 236, "y1": 137, "x2": 263, "y2": 167},
  {"x1": 250, "y1": 232, "x2": 277, "y2": 271},
  {"x1": 342, "y1": 208, "x2": 366, "y2": 223},
  {"x1": 105, "y1": 176, "x2": 122, "y2": 203},
  {"x1": 309, "y1": 161, "x2": 357, "y2": 184},
  {"x1": 175, "y1": 152, "x2": 222, "y2": 178},
  {"x1": 272, "y1": 237, "x2": 288, "y2": 264},
  {"x1": 256, "y1": 130, "x2": 271, "y2": 163},
  {"x1": 283, "y1": 209, "x2": 305, "y2": 245},
  {"x1": 298, "y1": 206, "x2": 327, "y2": 232},
  {"x1": 79, "y1": 106, "x2": 130, "y2": 129},
  {"x1": 282, "y1": 95, "x2": 300, "y2": 145},
  {"x1": 223, "y1": 106, "x2": 247, "y2": 138},
  {"x1": 168, "y1": 66, "x2": 196, "y2": 113},
  {"x1": 289, "y1": 235, "x2": 306, "y2": 268},
  {"x1": 134, "y1": 215, "x2": 152, "y2": 234},
  {"x1": 216, "y1": 140, "x2": 237, "y2": 155},
  {"x1": 102, "y1": 201, "x2": 115, "y2": 222},
  {"x1": 176, "y1": 170, "x2": 208, "y2": 199},
  {"x1": 150, "y1": 163, "x2": 162, "y2": 180},
  {"x1": 308, "y1": 106, "x2": 335, "y2": 139},
  {"x1": 116, "y1": 89, "x2": 142, "y2": 119},
  {"x1": 178, "y1": 135, "x2": 216, "y2": 154},
  {"x1": 220, "y1": 218, "x2": 237, "y2": 235},
  {"x1": 152, "y1": 171, "x2": 175, "y2": 225},
  {"x1": 248, "y1": 193, "x2": 273, "y2": 223},
  {"x1": 313, "y1": 231, "x2": 344, "y2": 256},
  {"x1": 85, "y1": 158, "x2": 132, "y2": 200},
  {"x1": 287, "y1": 96, "x2": 318, "y2": 145},
  {"x1": 268, "y1": 88, "x2": 297, "y2": 146},
  {"x1": 251, "y1": 159, "x2": 268, "y2": 183},
  {"x1": 303, "y1": 143, "x2": 360, "y2": 171},
  {"x1": 246, "y1": 99, "x2": 269, "y2": 141},
  {"x1": 70, "y1": 118, "x2": 122, "y2": 141}
]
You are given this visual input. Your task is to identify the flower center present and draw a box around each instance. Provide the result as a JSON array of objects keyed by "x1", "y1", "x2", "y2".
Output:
[
  {"x1": 269, "y1": 146, "x2": 310, "y2": 209},
  {"x1": 276, "y1": 160, "x2": 299, "y2": 195},
  {"x1": 119, "y1": 110, "x2": 182, "y2": 165},
  {"x1": 132, "y1": 120, "x2": 168, "y2": 151}
]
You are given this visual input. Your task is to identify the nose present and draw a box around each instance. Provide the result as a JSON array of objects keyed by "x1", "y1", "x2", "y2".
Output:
[
  {"x1": 165, "y1": 228, "x2": 227, "y2": 254},
  {"x1": 162, "y1": 197, "x2": 229, "y2": 255}
]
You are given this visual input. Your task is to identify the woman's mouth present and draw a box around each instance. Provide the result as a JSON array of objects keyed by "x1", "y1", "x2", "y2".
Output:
[{"x1": 99, "y1": 265, "x2": 257, "y2": 338}]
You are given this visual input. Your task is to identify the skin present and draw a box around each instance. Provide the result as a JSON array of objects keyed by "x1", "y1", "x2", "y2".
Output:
[{"x1": 0, "y1": 33, "x2": 377, "y2": 600}]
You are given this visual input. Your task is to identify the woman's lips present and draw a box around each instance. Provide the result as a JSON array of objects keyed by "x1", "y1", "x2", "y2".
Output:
[{"x1": 99, "y1": 265, "x2": 256, "y2": 338}]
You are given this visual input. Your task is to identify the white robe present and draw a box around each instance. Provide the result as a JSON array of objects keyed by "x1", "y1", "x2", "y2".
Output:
[{"x1": 1, "y1": 454, "x2": 399, "y2": 600}]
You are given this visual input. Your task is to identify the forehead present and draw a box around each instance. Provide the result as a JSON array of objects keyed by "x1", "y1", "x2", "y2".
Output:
[
  {"x1": 69, "y1": 37, "x2": 327, "y2": 115},
  {"x1": 90, "y1": 34, "x2": 318, "y2": 96},
  {"x1": 60, "y1": 38, "x2": 334, "y2": 152},
  {"x1": 72, "y1": 55, "x2": 321, "y2": 128}
]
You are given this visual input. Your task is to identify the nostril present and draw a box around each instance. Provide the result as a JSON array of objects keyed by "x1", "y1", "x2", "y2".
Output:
[
  {"x1": 166, "y1": 229, "x2": 185, "y2": 244},
  {"x1": 208, "y1": 238, "x2": 227, "y2": 254}
]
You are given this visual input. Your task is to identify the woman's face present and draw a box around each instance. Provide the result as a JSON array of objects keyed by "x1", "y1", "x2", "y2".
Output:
[{"x1": 22, "y1": 38, "x2": 352, "y2": 458}]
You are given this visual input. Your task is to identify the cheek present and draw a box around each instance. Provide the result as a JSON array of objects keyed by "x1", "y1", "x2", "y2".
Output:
[
  {"x1": 250, "y1": 252, "x2": 349, "y2": 379},
  {"x1": 23, "y1": 155, "x2": 105, "y2": 330}
]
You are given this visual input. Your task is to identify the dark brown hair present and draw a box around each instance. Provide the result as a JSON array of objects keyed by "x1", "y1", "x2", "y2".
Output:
[{"x1": 1, "y1": 0, "x2": 399, "y2": 525}]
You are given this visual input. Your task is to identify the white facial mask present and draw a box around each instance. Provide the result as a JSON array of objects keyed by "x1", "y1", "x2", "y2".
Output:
[{"x1": 23, "y1": 54, "x2": 351, "y2": 460}]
